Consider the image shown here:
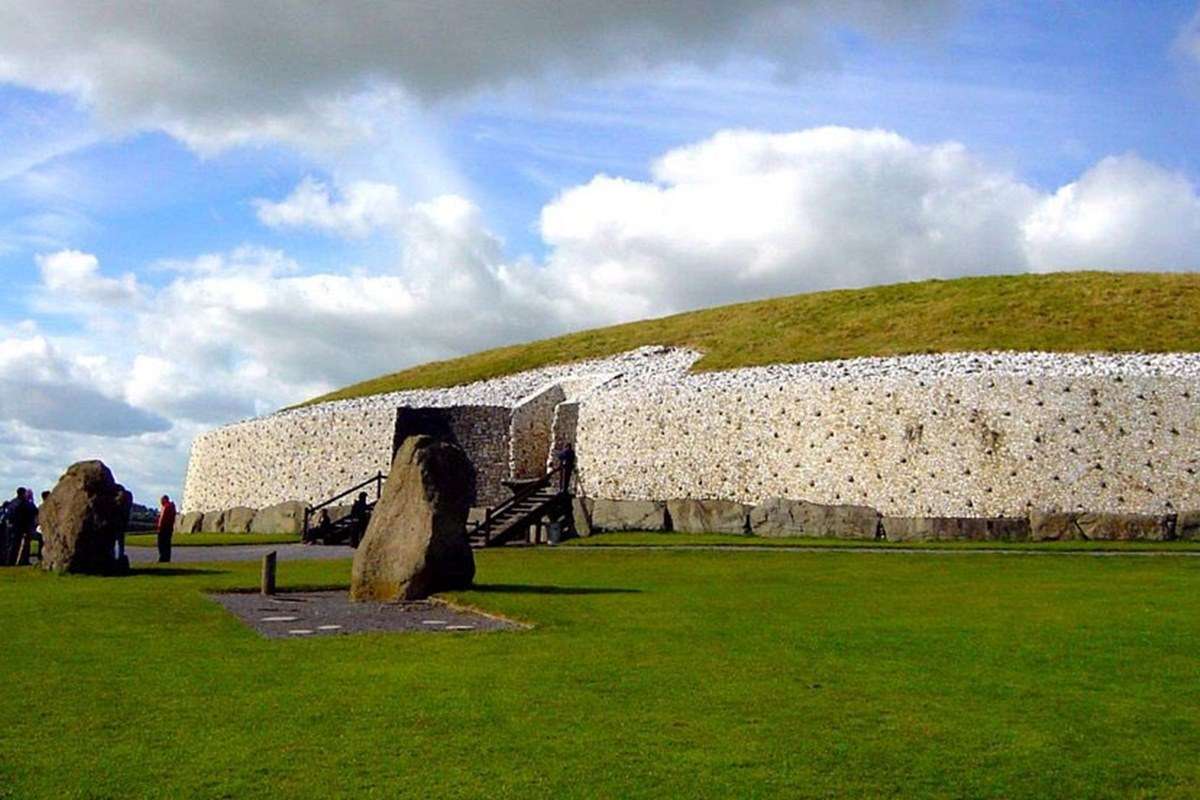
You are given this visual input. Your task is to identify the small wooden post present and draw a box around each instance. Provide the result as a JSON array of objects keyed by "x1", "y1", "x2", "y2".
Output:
[{"x1": 261, "y1": 551, "x2": 277, "y2": 596}]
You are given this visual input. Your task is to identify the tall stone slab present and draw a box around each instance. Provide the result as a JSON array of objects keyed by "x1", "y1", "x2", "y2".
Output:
[
  {"x1": 350, "y1": 435, "x2": 476, "y2": 602},
  {"x1": 39, "y1": 460, "x2": 132, "y2": 575}
]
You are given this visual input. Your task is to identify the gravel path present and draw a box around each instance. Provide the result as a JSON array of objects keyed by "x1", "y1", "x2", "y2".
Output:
[{"x1": 127, "y1": 543, "x2": 354, "y2": 564}]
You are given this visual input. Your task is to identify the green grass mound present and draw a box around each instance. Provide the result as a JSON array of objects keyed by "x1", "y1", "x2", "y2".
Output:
[
  {"x1": 3, "y1": 549, "x2": 1200, "y2": 797},
  {"x1": 304, "y1": 271, "x2": 1200, "y2": 406}
]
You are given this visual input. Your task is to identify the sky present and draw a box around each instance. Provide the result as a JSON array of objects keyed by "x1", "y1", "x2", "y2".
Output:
[{"x1": 1, "y1": 1, "x2": 1200, "y2": 505}]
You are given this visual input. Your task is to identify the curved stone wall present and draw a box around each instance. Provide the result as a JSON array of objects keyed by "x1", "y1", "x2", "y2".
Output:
[
  {"x1": 573, "y1": 353, "x2": 1200, "y2": 517},
  {"x1": 183, "y1": 348, "x2": 1200, "y2": 524}
]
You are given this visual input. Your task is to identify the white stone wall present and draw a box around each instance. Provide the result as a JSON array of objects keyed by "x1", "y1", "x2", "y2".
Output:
[
  {"x1": 574, "y1": 354, "x2": 1200, "y2": 517},
  {"x1": 183, "y1": 402, "x2": 396, "y2": 513},
  {"x1": 184, "y1": 347, "x2": 1200, "y2": 519},
  {"x1": 182, "y1": 346, "x2": 694, "y2": 512},
  {"x1": 508, "y1": 384, "x2": 566, "y2": 480}
]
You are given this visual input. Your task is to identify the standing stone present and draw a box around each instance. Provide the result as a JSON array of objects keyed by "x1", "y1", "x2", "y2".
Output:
[
  {"x1": 39, "y1": 460, "x2": 132, "y2": 574},
  {"x1": 350, "y1": 435, "x2": 476, "y2": 602}
]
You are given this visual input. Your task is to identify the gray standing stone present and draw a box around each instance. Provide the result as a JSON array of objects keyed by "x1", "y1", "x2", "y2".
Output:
[
  {"x1": 667, "y1": 499, "x2": 749, "y2": 535},
  {"x1": 589, "y1": 499, "x2": 668, "y2": 532},
  {"x1": 350, "y1": 435, "x2": 475, "y2": 602},
  {"x1": 175, "y1": 511, "x2": 204, "y2": 534},
  {"x1": 39, "y1": 460, "x2": 132, "y2": 575},
  {"x1": 223, "y1": 506, "x2": 257, "y2": 534},
  {"x1": 249, "y1": 501, "x2": 307, "y2": 534},
  {"x1": 751, "y1": 498, "x2": 880, "y2": 539}
]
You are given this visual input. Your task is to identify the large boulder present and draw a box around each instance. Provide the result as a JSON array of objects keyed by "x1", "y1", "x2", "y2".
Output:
[
  {"x1": 589, "y1": 499, "x2": 668, "y2": 532},
  {"x1": 250, "y1": 501, "x2": 306, "y2": 534},
  {"x1": 350, "y1": 435, "x2": 476, "y2": 602},
  {"x1": 175, "y1": 511, "x2": 204, "y2": 534},
  {"x1": 223, "y1": 506, "x2": 257, "y2": 534},
  {"x1": 39, "y1": 460, "x2": 132, "y2": 574},
  {"x1": 751, "y1": 498, "x2": 880, "y2": 539},
  {"x1": 667, "y1": 499, "x2": 749, "y2": 535}
]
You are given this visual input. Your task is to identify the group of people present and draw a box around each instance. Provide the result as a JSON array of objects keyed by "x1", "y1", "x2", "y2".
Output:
[{"x1": 0, "y1": 488, "x2": 46, "y2": 566}]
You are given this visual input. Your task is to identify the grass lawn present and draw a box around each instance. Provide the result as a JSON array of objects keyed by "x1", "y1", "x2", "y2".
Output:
[
  {"x1": 2, "y1": 548, "x2": 1199, "y2": 798},
  {"x1": 565, "y1": 530, "x2": 1200, "y2": 552},
  {"x1": 125, "y1": 533, "x2": 301, "y2": 548},
  {"x1": 303, "y1": 271, "x2": 1200, "y2": 405}
]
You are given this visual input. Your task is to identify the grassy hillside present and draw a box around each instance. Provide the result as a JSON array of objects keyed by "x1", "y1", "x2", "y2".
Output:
[{"x1": 304, "y1": 271, "x2": 1200, "y2": 406}]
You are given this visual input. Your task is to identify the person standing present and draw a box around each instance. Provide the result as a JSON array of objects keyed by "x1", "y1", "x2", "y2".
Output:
[
  {"x1": 555, "y1": 443, "x2": 576, "y2": 493},
  {"x1": 157, "y1": 495, "x2": 177, "y2": 564}
]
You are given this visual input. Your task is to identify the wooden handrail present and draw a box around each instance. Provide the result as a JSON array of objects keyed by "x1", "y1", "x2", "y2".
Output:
[
  {"x1": 468, "y1": 463, "x2": 568, "y2": 536},
  {"x1": 304, "y1": 471, "x2": 386, "y2": 533}
]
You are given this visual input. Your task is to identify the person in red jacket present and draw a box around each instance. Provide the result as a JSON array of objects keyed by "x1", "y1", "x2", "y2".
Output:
[{"x1": 157, "y1": 495, "x2": 177, "y2": 563}]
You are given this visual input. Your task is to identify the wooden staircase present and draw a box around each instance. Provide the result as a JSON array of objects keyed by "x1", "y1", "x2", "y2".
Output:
[{"x1": 468, "y1": 465, "x2": 570, "y2": 549}]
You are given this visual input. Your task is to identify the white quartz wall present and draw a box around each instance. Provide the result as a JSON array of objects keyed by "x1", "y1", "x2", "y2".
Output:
[
  {"x1": 574, "y1": 356, "x2": 1200, "y2": 517},
  {"x1": 183, "y1": 402, "x2": 396, "y2": 513}
]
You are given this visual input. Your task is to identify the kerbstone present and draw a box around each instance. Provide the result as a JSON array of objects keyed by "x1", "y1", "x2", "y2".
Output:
[
  {"x1": 1075, "y1": 512, "x2": 1174, "y2": 541},
  {"x1": 223, "y1": 506, "x2": 257, "y2": 534},
  {"x1": 882, "y1": 516, "x2": 1029, "y2": 542},
  {"x1": 175, "y1": 511, "x2": 204, "y2": 534},
  {"x1": 590, "y1": 499, "x2": 667, "y2": 532},
  {"x1": 751, "y1": 498, "x2": 879, "y2": 539},
  {"x1": 667, "y1": 499, "x2": 749, "y2": 535},
  {"x1": 250, "y1": 501, "x2": 306, "y2": 534}
]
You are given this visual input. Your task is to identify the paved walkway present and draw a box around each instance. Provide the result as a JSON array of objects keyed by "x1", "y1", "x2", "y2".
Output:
[
  {"x1": 127, "y1": 541, "x2": 1200, "y2": 563},
  {"x1": 127, "y1": 543, "x2": 355, "y2": 564}
]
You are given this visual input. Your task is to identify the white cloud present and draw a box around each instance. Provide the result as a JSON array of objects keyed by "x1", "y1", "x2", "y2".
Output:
[
  {"x1": 1023, "y1": 155, "x2": 1200, "y2": 271},
  {"x1": 541, "y1": 127, "x2": 1040, "y2": 316},
  {"x1": 36, "y1": 248, "x2": 140, "y2": 304},
  {"x1": 0, "y1": 1, "x2": 954, "y2": 151},
  {"x1": 0, "y1": 333, "x2": 168, "y2": 437},
  {"x1": 255, "y1": 177, "x2": 408, "y2": 237}
]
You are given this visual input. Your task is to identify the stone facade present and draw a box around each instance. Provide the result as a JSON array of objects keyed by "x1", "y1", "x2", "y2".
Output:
[{"x1": 184, "y1": 348, "x2": 1200, "y2": 539}]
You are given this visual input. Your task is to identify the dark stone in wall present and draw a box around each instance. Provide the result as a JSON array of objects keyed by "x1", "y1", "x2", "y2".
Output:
[
  {"x1": 882, "y1": 515, "x2": 1029, "y2": 542},
  {"x1": 1177, "y1": 511, "x2": 1200, "y2": 541}
]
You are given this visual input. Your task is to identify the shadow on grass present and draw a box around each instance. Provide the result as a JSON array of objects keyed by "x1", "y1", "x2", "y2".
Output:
[
  {"x1": 128, "y1": 567, "x2": 230, "y2": 577},
  {"x1": 470, "y1": 583, "x2": 640, "y2": 596}
]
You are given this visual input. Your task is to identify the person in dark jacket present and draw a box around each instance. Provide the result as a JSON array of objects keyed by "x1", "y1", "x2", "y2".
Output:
[
  {"x1": 157, "y1": 495, "x2": 177, "y2": 563},
  {"x1": 1, "y1": 488, "x2": 36, "y2": 566},
  {"x1": 555, "y1": 444, "x2": 576, "y2": 493}
]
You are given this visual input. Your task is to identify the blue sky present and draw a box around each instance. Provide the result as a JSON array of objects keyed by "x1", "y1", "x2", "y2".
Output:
[{"x1": 1, "y1": 1, "x2": 1199, "y2": 504}]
